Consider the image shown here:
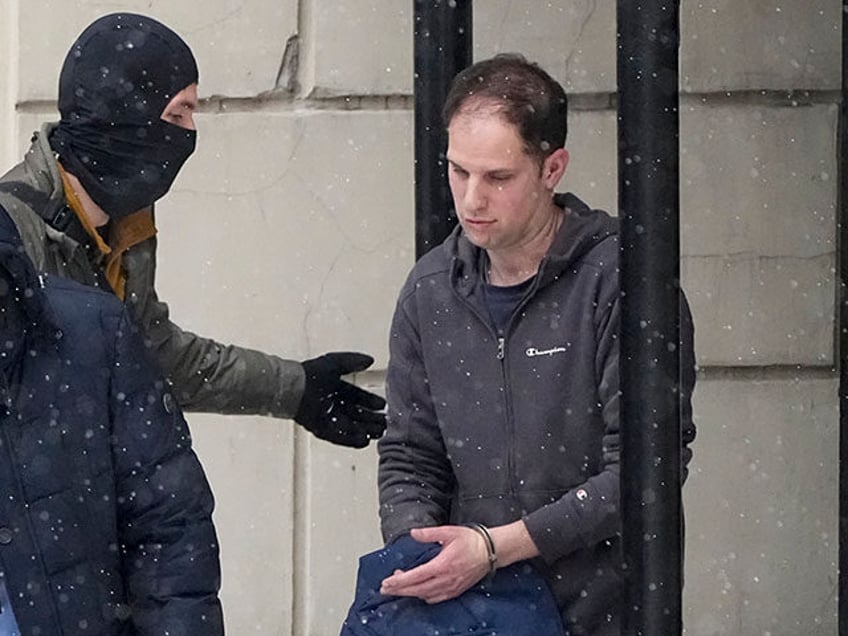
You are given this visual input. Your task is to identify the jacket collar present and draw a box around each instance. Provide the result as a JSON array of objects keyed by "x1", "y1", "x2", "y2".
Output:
[
  {"x1": 22, "y1": 123, "x2": 90, "y2": 246},
  {"x1": 450, "y1": 192, "x2": 619, "y2": 296}
]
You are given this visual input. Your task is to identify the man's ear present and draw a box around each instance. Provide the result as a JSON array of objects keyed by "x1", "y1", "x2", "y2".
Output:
[{"x1": 542, "y1": 148, "x2": 569, "y2": 190}]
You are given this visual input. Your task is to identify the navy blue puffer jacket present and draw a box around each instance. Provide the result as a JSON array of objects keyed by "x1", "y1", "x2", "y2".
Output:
[
  {"x1": 0, "y1": 210, "x2": 223, "y2": 635},
  {"x1": 341, "y1": 535, "x2": 564, "y2": 635}
]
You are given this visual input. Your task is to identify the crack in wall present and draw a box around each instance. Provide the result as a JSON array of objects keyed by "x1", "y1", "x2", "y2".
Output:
[
  {"x1": 275, "y1": 34, "x2": 300, "y2": 94},
  {"x1": 564, "y1": 0, "x2": 598, "y2": 83}
]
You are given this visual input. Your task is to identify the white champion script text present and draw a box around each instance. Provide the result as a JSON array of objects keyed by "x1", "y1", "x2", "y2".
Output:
[{"x1": 525, "y1": 346, "x2": 567, "y2": 358}]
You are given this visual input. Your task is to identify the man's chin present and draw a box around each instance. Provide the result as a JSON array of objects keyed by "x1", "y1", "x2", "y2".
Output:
[{"x1": 459, "y1": 224, "x2": 493, "y2": 248}]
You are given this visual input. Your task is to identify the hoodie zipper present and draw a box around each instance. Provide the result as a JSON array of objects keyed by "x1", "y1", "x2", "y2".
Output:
[
  {"x1": 452, "y1": 265, "x2": 547, "y2": 501},
  {"x1": 498, "y1": 265, "x2": 552, "y2": 499}
]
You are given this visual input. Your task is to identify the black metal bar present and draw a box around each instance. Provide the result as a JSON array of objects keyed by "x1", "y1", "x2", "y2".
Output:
[
  {"x1": 413, "y1": 0, "x2": 472, "y2": 260},
  {"x1": 838, "y1": 3, "x2": 848, "y2": 633},
  {"x1": 617, "y1": 2, "x2": 683, "y2": 635}
]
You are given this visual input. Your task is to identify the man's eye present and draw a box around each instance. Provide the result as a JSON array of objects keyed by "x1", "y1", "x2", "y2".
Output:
[{"x1": 490, "y1": 174, "x2": 511, "y2": 182}]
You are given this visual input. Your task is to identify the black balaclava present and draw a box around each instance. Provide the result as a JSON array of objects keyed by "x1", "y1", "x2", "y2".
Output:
[{"x1": 50, "y1": 13, "x2": 198, "y2": 218}]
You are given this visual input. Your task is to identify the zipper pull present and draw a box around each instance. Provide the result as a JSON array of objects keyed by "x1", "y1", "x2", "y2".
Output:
[{"x1": 497, "y1": 337, "x2": 505, "y2": 360}]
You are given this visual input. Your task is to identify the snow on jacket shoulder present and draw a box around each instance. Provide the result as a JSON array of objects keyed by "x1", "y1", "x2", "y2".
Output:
[{"x1": 0, "y1": 266, "x2": 223, "y2": 635}]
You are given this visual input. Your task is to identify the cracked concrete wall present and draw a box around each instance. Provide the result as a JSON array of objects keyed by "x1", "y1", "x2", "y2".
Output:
[{"x1": 0, "y1": 1, "x2": 842, "y2": 634}]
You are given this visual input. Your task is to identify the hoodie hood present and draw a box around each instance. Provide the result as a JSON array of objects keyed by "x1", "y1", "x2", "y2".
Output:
[{"x1": 449, "y1": 192, "x2": 619, "y2": 294}]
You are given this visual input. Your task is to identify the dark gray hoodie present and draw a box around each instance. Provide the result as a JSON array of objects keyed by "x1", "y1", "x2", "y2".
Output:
[{"x1": 378, "y1": 192, "x2": 696, "y2": 636}]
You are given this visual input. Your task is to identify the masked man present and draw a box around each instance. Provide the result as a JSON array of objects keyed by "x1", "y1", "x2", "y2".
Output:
[{"x1": 0, "y1": 13, "x2": 385, "y2": 449}]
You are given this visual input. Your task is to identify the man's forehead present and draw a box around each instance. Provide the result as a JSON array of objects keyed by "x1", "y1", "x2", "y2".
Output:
[
  {"x1": 446, "y1": 148, "x2": 521, "y2": 166},
  {"x1": 447, "y1": 116, "x2": 528, "y2": 168}
]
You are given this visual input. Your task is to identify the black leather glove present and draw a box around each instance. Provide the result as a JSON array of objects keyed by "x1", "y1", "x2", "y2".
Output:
[{"x1": 294, "y1": 352, "x2": 387, "y2": 448}]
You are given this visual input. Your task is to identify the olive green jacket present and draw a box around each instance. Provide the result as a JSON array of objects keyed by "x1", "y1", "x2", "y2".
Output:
[{"x1": 0, "y1": 123, "x2": 305, "y2": 418}]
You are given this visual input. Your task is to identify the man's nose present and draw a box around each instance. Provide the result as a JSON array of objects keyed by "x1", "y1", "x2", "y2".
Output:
[{"x1": 463, "y1": 177, "x2": 485, "y2": 212}]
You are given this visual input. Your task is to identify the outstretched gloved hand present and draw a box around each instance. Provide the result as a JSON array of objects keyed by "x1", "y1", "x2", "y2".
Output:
[{"x1": 295, "y1": 352, "x2": 387, "y2": 448}]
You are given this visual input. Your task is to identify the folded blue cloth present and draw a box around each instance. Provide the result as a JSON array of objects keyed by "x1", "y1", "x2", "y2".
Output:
[{"x1": 341, "y1": 534, "x2": 564, "y2": 635}]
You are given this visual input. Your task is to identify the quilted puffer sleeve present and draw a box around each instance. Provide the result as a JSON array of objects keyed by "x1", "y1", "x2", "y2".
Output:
[{"x1": 108, "y1": 305, "x2": 224, "y2": 635}]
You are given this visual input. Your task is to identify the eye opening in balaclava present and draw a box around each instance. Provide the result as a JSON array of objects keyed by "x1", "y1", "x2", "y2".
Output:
[{"x1": 50, "y1": 13, "x2": 199, "y2": 219}]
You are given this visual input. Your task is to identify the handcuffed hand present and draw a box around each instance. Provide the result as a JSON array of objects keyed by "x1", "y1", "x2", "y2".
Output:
[
  {"x1": 294, "y1": 352, "x2": 386, "y2": 448},
  {"x1": 379, "y1": 526, "x2": 491, "y2": 604}
]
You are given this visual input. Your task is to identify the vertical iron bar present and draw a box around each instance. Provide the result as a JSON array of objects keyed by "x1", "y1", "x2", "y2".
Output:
[
  {"x1": 413, "y1": 0, "x2": 472, "y2": 260},
  {"x1": 839, "y1": 2, "x2": 848, "y2": 633},
  {"x1": 618, "y1": 2, "x2": 683, "y2": 635}
]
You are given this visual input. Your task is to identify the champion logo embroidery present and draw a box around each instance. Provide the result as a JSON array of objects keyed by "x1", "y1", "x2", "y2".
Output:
[{"x1": 525, "y1": 345, "x2": 568, "y2": 358}]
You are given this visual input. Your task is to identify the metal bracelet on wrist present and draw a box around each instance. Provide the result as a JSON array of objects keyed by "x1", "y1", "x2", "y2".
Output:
[{"x1": 465, "y1": 522, "x2": 497, "y2": 578}]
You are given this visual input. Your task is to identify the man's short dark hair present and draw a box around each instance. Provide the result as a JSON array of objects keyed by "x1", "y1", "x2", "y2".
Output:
[{"x1": 442, "y1": 53, "x2": 568, "y2": 163}]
